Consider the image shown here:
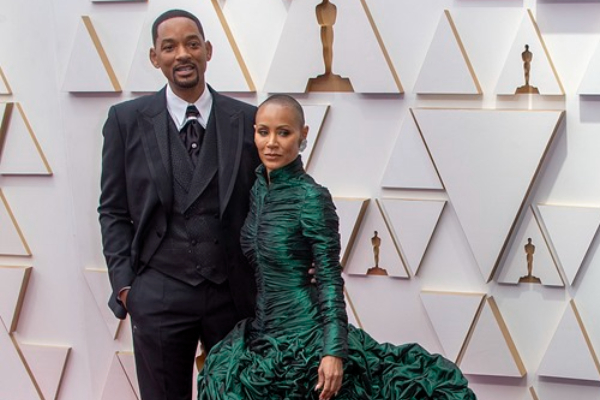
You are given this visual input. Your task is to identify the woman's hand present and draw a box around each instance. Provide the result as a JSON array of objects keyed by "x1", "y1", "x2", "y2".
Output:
[{"x1": 315, "y1": 355, "x2": 343, "y2": 400}]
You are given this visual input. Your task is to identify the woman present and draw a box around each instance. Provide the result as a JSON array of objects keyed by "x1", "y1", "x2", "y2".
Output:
[{"x1": 197, "y1": 95, "x2": 476, "y2": 400}]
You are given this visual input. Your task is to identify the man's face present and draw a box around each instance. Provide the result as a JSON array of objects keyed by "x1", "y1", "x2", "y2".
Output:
[{"x1": 149, "y1": 17, "x2": 212, "y2": 95}]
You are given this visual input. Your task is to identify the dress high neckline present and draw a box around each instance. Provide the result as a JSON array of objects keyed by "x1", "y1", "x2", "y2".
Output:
[{"x1": 256, "y1": 156, "x2": 304, "y2": 184}]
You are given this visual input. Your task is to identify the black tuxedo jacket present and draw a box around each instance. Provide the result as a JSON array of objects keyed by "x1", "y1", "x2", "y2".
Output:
[{"x1": 98, "y1": 86, "x2": 259, "y2": 320}]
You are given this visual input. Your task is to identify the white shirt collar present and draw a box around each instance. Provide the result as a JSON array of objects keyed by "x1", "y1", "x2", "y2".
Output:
[{"x1": 166, "y1": 84, "x2": 213, "y2": 130}]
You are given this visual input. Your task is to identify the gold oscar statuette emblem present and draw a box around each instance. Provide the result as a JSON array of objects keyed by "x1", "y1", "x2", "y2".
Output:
[
  {"x1": 515, "y1": 44, "x2": 540, "y2": 94},
  {"x1": 519, "y1": 238, "x2": 541, "y2": 284},
  {"x1": 367, "y1": 231, "x2": 388, "y2": 276},
  {"x1": 306, "y1": 0, "x2": 354, "y2": 92}
]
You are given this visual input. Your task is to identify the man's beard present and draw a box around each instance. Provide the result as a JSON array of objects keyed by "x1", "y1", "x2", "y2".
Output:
[{"x1": 173, "y1": 67, "x2": 200, "y2": 89}]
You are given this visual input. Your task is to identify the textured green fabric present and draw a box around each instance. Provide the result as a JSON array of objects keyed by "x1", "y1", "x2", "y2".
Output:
[{"x1": 197, "y1": 157, "x2": 476, "y2": 399}]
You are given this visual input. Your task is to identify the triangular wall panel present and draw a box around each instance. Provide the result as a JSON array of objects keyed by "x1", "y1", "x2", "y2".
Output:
[
  {"x1": 459, "y1": 297, "x2": 526, "y2": 377},
  {"x1": 420, "y1": 291, "x2": 485, "y2": 362},
  {"x1": 578, "y1": 38, "x2": 600, "y2": 95},
  {"x1": 495, "y1": 10, "x2": 563, "y2": 95},
  {"x1": 0, "y1": 103, "x2": 52, "y2": 175},
  {"x1": 344, "y1": 200, "x2": 409, "y2": 278},
  {"x1": 0, "y1": 67, "x2": 12, "y2": 94},
  {"x1": 414, "y1": 10, "x2": 481, "y2": 95},
  {"x1": 62, "y1": 16, "x2": 121, "y2": 92},
  {"x1": 0, "y1": 266, "x2": 32, "y2": 333},
  {"x1": 83, "y1": 269, "x2": 122, "y2": 339},
  {"x1": 535, "y1": 204, "x2": 600, "y2": 285},
  {"x1": 381, "y1": 110, "x2": 443, "y2": 190},
  {"x1": 264, "y1": 0, "x2": 401, "y2": 93},
  {"x1": 0, "y1": 190, "x2": 32, "y2": 256},
  {"x1": 538, "y1": 300, "x2": 600, "y2": 381},
  {"x1": 302, "y1": 104, "x2": 329, "y2": 170},
  {"x1": 496, "y1": 206, "x2": 563, "y2": 287},
  {"x1": 380, "y1": 198, "x2": 445, "y2": 275},
  {"x1": 127, "y1": 0, "x2": 253, "y2": 92},
  {"x1": 19, "y1": 343, "x2": 71, "y2": 400},
  {"x1": 101, "y1": 352, "x2": 139, "y2": 400},
  {"x1": 413, "y1": 108, "x2": 564, "y2": 281},
  {"x1": 116, "y1": 352, "x2": 140, "y2": 399},
  {"x1": 333, "y1": 198, "x2": 369, "y2": 268},
  {"x1": 344, "y1": 286, "x2": 363, "y2": 329},
  {"x1": 0, "y1": 328, "x2": 40, "y2": 398}
]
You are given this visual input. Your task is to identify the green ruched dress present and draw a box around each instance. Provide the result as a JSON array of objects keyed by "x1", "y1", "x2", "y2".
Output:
[{"x1": 197, "y1": 157, "x2": 476, "y2": 399}]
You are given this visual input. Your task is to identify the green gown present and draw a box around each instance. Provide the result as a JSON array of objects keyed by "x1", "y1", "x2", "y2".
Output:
[{"x1": 197, "y1": 157, "x2": 476, "y2": 399}]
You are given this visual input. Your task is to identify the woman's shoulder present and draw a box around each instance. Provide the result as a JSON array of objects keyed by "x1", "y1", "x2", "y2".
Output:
[{"x1": 297, "y1": 174, "x2": 334, "y2": 205}]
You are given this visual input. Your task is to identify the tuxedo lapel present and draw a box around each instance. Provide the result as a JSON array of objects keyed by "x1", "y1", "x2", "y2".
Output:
[
  {"x1": 184, "y1": 116, "x2": 217, "y2": 210},
  {"x1": 213, "y1": 91, "x2": 245, "y2": 217},
  {"x1": 138, "y1": 88, "x2": 173, "y2": 211}
]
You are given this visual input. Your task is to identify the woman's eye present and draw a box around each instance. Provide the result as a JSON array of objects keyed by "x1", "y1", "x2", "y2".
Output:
[{"x1": 278, "y1": 130, "x2": 290, "y2": 137}]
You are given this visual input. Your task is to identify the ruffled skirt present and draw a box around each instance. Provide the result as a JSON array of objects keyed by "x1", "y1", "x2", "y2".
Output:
[{"x1": 197, "y1": 320, "x2": 476, "y2": 399}]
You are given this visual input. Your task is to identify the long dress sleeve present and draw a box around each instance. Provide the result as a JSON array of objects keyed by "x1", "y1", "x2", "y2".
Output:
[{"x1": 300, "y1": 185, "x2": 348, "y2": 359}]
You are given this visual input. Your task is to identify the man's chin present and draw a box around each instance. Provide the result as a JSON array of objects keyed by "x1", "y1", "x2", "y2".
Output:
[{"x1": 173, "y1": 77, "x2": 201, "y2": 90}]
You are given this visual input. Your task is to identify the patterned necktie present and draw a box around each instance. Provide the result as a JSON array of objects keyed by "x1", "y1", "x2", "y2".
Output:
[{"x1": 179, "y1": 105, "x2": 204, "y2": 166}]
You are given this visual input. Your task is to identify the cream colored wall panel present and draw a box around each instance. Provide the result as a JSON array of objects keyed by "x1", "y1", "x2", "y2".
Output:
[
  {"x1": 0, "y1": 103, "x2": 52, "y2": 176},
  {"x1": 303, "y1": 104, "x2": 329, "y2": 170},
  {"x1": 344, "y1": 276, "x2": 441, "y2": 350},
  {"x1": 538, "y1": 300, "x2": 600, "y2": 381},
  {"x1": 0, "y1": 266, "x2": 31, "y2": 334},
  {"x1": 332, "y1": 198, "x2": 368, "y2": 268},
  {"x1": 83, "y1": 269, "x2": 122, "y2": 340},
  {"x1": 381, "y1": 110, "x2": 443, "y2": 190},
  {"x1": 344, "y1": 287, "x2": 363, "y2": 329},
  {"x1": 0, "y1": 67, "x2": 12, "y2": 94},
  {"x1": 62, "y1": 16, "x2": 121, "y2": 93},
  {"x1": 496, "y1": 207, "x2": 563, "y2": 287},
  {"x1": 578, "y1": 39, "x2": 600, "y2": 95},
  {"x1": 413, "y1": 108, "x2": 564, "y2": 281},
  {"x1": 344, "y1": 200, "x2": 409, "y2": 278},
  {"x1": 459, "y1": 297, "x2": 526, "y2": 377},
  {"x1": 19, "y1": 343, "x2": 70, "y2": 400},
  {"x1": 264, "y1": 0, "x2": 400, "y2": 93},
  {"x1": 414, "y1": 10, "x2": 481, "y2": 95},
  {"x1": 116, "y1": 352, "x2": 140, "y2": 399},
  {"x1": 495, "y1": 10, "x2": 564, "y2": 96},
  {"x1": 101, "y1": 353, "x2": 138, "y2": 400},
  {"x1": 380, "y1": 198, "x2": 445, "y2": 275},
  {"x1": 0, "y1": 190, "x2": 31, "y2": 256},
  {"x1": 535, "y1": 204, "x2": 600, "y2": 286},
  {"x1": 0, "y1": 329, "x2": 39, "y2": 399},
  {"x1": 126, "y1": 0, "x2": 253, "y2": 92},
  {"x1": 420, "y1": 291, "x2": 484, "y2": 362}
]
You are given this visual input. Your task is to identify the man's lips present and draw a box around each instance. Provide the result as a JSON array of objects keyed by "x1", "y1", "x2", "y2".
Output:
[{"x1": 174, "y1": 65, "x2": 196, "y2": 75}]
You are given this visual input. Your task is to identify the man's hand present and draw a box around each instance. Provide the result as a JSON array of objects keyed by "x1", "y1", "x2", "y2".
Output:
[
  {"x1": 118, "y1": 288, "x2": 130, "y2": 310},
  {"x1": 315, "y1": 355, "x2": 343, "y2": 400}
]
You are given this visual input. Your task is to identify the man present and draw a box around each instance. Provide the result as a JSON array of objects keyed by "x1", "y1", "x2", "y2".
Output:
[{"x1": 98, "y1": 9, "x2": 259, "y2": 400}]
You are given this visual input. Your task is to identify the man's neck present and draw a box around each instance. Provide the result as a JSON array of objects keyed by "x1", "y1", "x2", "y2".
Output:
[{"x1": 170, "y1": 84, "x2": 205, "y2": 104}]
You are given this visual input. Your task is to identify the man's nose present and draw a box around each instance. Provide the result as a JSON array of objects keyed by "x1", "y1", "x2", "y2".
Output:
[{"x1": 175, "y1": 45, "x2": 190, "y2": 59}]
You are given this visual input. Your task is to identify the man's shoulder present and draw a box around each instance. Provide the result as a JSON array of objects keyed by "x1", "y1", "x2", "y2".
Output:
[
  {"x1": 111, "y1": 91, "x2": 162, "y2": 113},
  {"x1": 211, "y1": 90, "x2": 257, "y2": 116}
]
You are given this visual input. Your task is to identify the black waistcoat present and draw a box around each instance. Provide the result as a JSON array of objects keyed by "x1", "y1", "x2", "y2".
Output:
[{"x1": 148, "y1": 114, "x2": 228, "y2": 286}]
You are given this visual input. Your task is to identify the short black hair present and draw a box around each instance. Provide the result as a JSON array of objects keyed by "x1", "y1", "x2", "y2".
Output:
[
  {"x1": 258, "y1": 94, "x2": 306, "y2": 127},
  {"x1": 152, "y1": 9, "x2": 205, "y2": 45}
]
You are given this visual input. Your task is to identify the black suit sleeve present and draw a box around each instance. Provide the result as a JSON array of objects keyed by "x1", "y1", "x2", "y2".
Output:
[{"x1": 98, "y1": 105, "x2": 136, "y2": 317}]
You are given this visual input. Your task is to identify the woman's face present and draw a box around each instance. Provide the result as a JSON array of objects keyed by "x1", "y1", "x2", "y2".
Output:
[{"x1": 254, "y1": 103, "x2": 308, "y2": 174}]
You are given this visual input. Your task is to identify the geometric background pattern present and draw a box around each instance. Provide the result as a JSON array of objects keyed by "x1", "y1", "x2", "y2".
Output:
[{"x1": 2, "y1": 1, "x2": 600, "y2": 399}]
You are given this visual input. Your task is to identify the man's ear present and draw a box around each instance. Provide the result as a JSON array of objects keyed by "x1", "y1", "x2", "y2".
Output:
[
  {"x1": 205, "y1": 41, "x2": 213, "y2": 62},
  {"x1": 149, "y1": 48, "x2": 159, "y2": 69}
]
